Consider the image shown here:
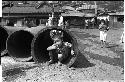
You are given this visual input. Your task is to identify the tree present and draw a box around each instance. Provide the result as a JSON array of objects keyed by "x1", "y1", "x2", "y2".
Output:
[
  {"x1": 2, "y1": 1, "x2": 14, "y2": 9},
  {"x1": 96, "y1": 1, "x2": 124, "y2": 12}
]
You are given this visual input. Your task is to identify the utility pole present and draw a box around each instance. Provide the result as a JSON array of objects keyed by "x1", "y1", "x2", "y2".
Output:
[
  {"x1": 94, "y1": 1, "x2": 97, "y2": 15},
  {"x1": 48, "y1": 1, "x2": 55, "y2": 26},
  {"x1": 94, "y1": 1, "x2": 97, "y2": 28}
]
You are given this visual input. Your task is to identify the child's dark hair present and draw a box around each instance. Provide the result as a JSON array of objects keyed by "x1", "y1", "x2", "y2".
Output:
[
  {"x1": 50, "y1": 30, "x2": 63, "y2": 40},
  {"x1": 100, "y1": 19, "x2": 105, "y2": 24}
]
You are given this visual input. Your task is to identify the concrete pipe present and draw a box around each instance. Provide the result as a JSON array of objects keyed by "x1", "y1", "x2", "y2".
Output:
[
  {"x1": 6, "y1": 30, "x2": 34, "y2": 61},
  {"x1": 0, "y1": 27, "x2": 9, "y2": 55},
  {"x1": 24, "y1": 25, "x2": 46, "y2": 35},
  {"x1": 4, "y1": 26, "x2": 28, "y2": 35},
  {"x1": 31, "y1": 26, "x2": 79, "y2": 67}
]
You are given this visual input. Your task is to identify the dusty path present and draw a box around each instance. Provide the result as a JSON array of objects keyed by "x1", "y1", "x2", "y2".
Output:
[
  {"x1": 2, "y1": 28, "x2": 124, "y2": 82},
  {"x1": 70, "y1": 28, "x2": 124, "y2": 68}
]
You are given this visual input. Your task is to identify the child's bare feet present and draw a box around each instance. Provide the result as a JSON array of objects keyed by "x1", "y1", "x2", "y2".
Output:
[
  {"x1": 48, "y1": 60, "x2": 54, "y2": 65},
  {"x1": 58, "y1": 61, "x2": 62, "y2": 66}
]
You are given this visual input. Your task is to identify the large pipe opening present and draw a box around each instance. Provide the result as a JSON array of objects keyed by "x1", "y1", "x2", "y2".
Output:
[
  {"x1": 32, "y1": 27, "x2": 79, "y2": 67},
  {"x1": 7, "y1": 30, "x2": 34, "y2": 61},
  {"x1": 0, "y1": 27, "x2": 8, "y2": 54}
]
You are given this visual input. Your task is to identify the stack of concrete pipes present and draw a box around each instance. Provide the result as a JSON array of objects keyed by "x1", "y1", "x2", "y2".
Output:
[{"x1": 0, "y1": 25, "x2": 80, "y2": 67}]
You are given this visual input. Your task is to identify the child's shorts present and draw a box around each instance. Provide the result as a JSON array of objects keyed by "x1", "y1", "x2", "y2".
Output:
[{"x1": 100, "y1": 31, "x2": 107, "y2": 41}]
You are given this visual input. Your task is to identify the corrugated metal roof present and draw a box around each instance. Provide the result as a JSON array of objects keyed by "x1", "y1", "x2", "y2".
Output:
[
  {"x1": 109, "y1": 12, "x2": 124, "y2": 15},
  {"x1": 61, "y1": 11, "x2": 85, "y2": 17},
  {"x1": 2, "y1": 5, "x2": 61, "y2": 13},
  {"x1": 84, "y1": 13, "x2": 96, "y2": 17},
  {"x1": 98, "y1": 12, "x2": 109, "y2": 16},
  {"x1": 2, "y1": 14, "x2": 49, "y2": 18},
  {"x1": 54, "y1": 6, "x2": 61, "y2": 12},
  {"x1": 14, "y1": 4, "x2": 35, "y2": 7},
  {"x1": 76, "y1": 5, "x2": 97, "y2": 10},
  {"x1": 2, "y1": 6, "x2": 52, "y2": 13},
  {"x1": 61, "y1": 10, "x2": 95, "y2": 17},
  {"x1": 62, "y1": 6, "x2": 75, "y2": 11}
]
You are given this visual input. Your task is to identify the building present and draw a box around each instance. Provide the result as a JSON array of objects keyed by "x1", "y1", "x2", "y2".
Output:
[
  {"x1": 61, "y1": 10, "x2": 85, "y2": 29},
  {"x1": 108, "y1": 12, "x2": 124, "y2": 23},
  {"x1": 76, "y1": 5, "x2": 96, "y2": 18},
  {"x1": 2, "y1": 1, "x2": 62, "y2": 27},
  {"x1": 60, "y1": 5, "x2": 97, "y2": 29},
  {"x1": 108, "y1": 12, "x2": 124, "y2": 28},
  {"x1": 76, "y1": 5, "x2": 97, "y2": 29},
  {"x1": 97, "y1": 11, "x2": 124, "y2": 28}
]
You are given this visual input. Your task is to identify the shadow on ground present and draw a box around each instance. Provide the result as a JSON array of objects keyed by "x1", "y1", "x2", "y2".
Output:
[
  {"x1": 76, "y1": 32, "x2": 124, "y2": 68},
  {"x1": 73, "y1": 32, "x2": 99, "y2": 39},
  {"x1": 2, "y1": 64, "x2": 38, "y2": 82},
  {"x1": 71, "y1": 51, "x2": 95, "y2": 68},
  {"x1": 70, "y1": 29, "x2": 124, "y2": 69},
  {"x1": 106, "y1": 44, "x2": 119, "y2": 48},
  {"x1": 86, "y1": 50, "x2": 123, "y2": 67},
  {"x1": 83, "y1": 39, "x2": 124, "y2": 68}
]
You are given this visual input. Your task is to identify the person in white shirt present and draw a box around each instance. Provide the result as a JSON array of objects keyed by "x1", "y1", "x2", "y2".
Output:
[
  {"x1": 46, "y1": 14, "x2": 53, "y2": 26},
  {"x1": 120, "y1": 30, "x2": 124, "y2": 43},
  {"x1": 58, "y1": 15, "x2": 63, "y2": 27}
]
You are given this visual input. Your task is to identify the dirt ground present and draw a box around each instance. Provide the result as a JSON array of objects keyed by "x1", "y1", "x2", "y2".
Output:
[{"x1": 2, "y1": 28, "x2": 124, "y2": 82}]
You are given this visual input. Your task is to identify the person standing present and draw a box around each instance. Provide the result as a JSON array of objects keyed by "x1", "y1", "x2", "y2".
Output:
[
  {"x1": 85, "y1": 19, "x2": 88, "y2": 29},
  {"x1": 120, "y1": 29, "x2": 124, "y2": 43},
  {"x1": 91, "y1": 18, "x2": 95, "y2": 29},
  {"x1": 58, "y1": 15, "x2": 64, "y2": 27},
  {"x1": 64, "y1": 20, "x2": 69, "y2": 29},
  {"x1": 46, "y1": 14, "x2": 53, "y2": 26},
  {"x1": 99, "y1": 20, "x2": 109, "y2": 48}
]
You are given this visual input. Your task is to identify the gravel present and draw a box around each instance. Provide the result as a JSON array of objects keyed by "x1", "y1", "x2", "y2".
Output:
[{"x1": 2, "y1": 28, "x2": 124, "y2": 82}]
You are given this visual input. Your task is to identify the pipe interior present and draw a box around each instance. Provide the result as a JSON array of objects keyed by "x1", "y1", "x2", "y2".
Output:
[
  {"x1": 0, "y1": 27, "x2": 8, "y2": 53},
  {"x1": 7, "y1": 30, "x2": 34, "y2": 59},
  {"x1": 33, "y1": 28, "x2": 74, "y2": 64}
]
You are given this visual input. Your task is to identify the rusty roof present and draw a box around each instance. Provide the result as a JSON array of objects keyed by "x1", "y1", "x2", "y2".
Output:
[
  {"x1": 76, "y1": 5, "x2": 97, "y2": 10},
  {"x1": 61, "y1": 6, "x2": 75, "y2": 11},
  {"x1": 108, "y1": 12, "x2": 124, "y2": 15},
  {"x1": 61, "y1": 11, "x2": 85, "y2": 17},
  {"x1": 2, "y1": 5, "x2": 61, "y2": 13}
]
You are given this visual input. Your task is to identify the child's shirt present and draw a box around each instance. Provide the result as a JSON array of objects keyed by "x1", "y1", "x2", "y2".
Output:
[
  {"x1": 99, "y1": 24, "x2": 109, "y2": 31},
  {"x1": 53, "y1": 42, "x2": 72, "y2": 54}
]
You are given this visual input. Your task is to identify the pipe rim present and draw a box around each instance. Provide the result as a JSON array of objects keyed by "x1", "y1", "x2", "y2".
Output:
[
  {"x1": 0, "y1": 27, "x2": 9, "y2": 54},
  {"x1": 6, "y1": 30, "x2": 34, "y2": 62},
  {"x1": 31, "y1": 26, "x2": 79, "y2": 67}
]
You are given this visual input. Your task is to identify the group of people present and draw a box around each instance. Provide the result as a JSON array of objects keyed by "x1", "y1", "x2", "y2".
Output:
[
  {"x1": 46, "y1": 14, "x2": 70, "y2": 29},
  {"x1": 46, "y1": 14, "x2": 64, "y2": 27},
  {"x1": 85, "y1": 18, "x2": 96, "y2": 29}
]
